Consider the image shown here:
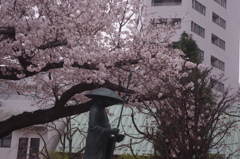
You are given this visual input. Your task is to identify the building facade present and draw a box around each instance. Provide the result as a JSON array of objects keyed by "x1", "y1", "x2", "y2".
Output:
[
  {"x1": 145, "y1": 0, "x2": 240, "y2": 94},
  {"x1": 145, "y1": 0, "x2": 240, "y2": 158},
  {"x1": 0, "y1": 96, "x2": 62, "y2": 159}
]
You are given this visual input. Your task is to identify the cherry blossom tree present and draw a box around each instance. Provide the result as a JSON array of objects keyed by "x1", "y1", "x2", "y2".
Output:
[
  {"x1": 133, "y1": 68, "x2": 237, "y2": 159},
  {"x1": 0, "y1": 0, "x2": 188, "y2": 138},
  {"x1": 127, "y1": 32, "x2": 238, "y2": 159}
]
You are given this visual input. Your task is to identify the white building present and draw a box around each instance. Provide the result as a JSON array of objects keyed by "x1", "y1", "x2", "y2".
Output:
[
  {"x1": 144, "y1": 0, "x2": 240, "y2": 158},
  {"x1": 0, "y1": 96, "x2": 62, "y2": 159},
  {"x1": 145, "y1": 0, "x2": 240, "y2": 94}
]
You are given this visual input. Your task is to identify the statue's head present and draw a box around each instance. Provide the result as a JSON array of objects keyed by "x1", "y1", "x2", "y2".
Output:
[{"x1": 85, "y1": 88, "x2": 124, "y2": 107}]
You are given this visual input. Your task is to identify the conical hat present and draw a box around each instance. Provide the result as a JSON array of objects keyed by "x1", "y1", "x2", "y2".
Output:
[{"x1": 85, "y1": 88, "x2": 123, "y2": 103}]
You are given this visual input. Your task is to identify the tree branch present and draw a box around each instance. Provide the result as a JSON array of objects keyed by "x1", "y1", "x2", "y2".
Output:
[
  {"x1": 36, "y1": 39, "x2": 68, "y2": 50},
  {"x1": 0, "y1": 58, "x2": 140, "y2": 80},
  {"x1": 0, "y1": 100, "x2": 94, "y2": 138},
  {"x1": 0, "y1": 79, "x2": 135, "y2": 138},
  {"x1": 0, "y1": 27, "x2": 16, "y2": 40}
]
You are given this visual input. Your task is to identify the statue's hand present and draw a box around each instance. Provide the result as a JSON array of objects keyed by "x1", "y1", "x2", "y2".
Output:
[
  {"x1": 110, "y1": 128, "x2": 119, "y2": 135},
  {"x1": 116, "y1": 134, "x2": 125, "y2": 142}
]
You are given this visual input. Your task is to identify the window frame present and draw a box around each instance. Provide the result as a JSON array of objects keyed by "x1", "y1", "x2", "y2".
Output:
[
  {"x1": 212, "y1": 12, "x2": 226, "y2": 29},
  {"x1": 151, "y1": 18, "x2": 181, "y2": 26},
  {"x1": 211, "y1": 56, "x2": 225, "y2": 71},
  {"x1": 210, "y1": 78, "x2": 224, "y2": 93},
  {"x1": 0, "y1": 133, "x2": 12, "y2": 148},
  {"x1": 191, "y1": 21, "x2": 205, "y2": 38},
  {"x1": 211, "y1": 34, "x2": 225, "y2": 50},
  {"x1": 214, "y1": 0, "x2": 227, "y2": 8},
  {"x1": 29, "y1": 138, "x2": 40, "y2": 159},
  {"x1": 198, "y1": 49, "x2": 204, "y2": 62},
  {"x1": 17, "y1": 138, "x2": 28, "y2": 159},
  {"x1": 192, "y1": 0, "x2": 206, "y2": 16},
  {"x1": 152, "y1": 0, "x2": 182, "y2": 6}
]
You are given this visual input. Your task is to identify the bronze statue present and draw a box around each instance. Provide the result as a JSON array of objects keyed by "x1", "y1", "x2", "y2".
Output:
[{"x1": 83, "y1": 88, "x2": 125, "y2": 159}]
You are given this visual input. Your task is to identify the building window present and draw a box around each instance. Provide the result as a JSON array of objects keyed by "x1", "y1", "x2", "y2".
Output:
[
  {"x1": 212, "y1": 12, "x2": 226, "y2": 29},
  {"x1": 211, "y1": 34, "x2": 225, "y2": 50},
  {"x1": 29, "y1": 138, "x2": 40, "y2": 159},
  {"x1": 210, "y1": 78, "x2": 224, "y2": 93},
  {"x1": 192, "y1": 0, "x2": 206, "y2": 16},
  {"x1": 17, "y1": 138, "x2": 28, "y2": 159},
  {"x1": 0, "y1": 133, "x2": 12, "y2": 148},
  {"x1": 191, "y1": 21, "x2": 205, "y2": 38},
  {"x1": 151, "y1": 18, "x2": 181, "y2": 26},
  {"x1": 214, "y1": 0, "x2": 227, "y2": 8},
  {"x1": 211, "y1": 56, "x2": 225, "y2": 71},
  {"x1": 152, "y1": 0, "x2": 182, "y2": 6},
  {"x1": 198, "y1": 49, "x2": 204, "y2": 62}
]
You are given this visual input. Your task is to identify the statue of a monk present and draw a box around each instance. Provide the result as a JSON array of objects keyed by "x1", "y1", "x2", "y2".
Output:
[{"x1": 83, "y1": 88, "x2": 125, "y2": 159}]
